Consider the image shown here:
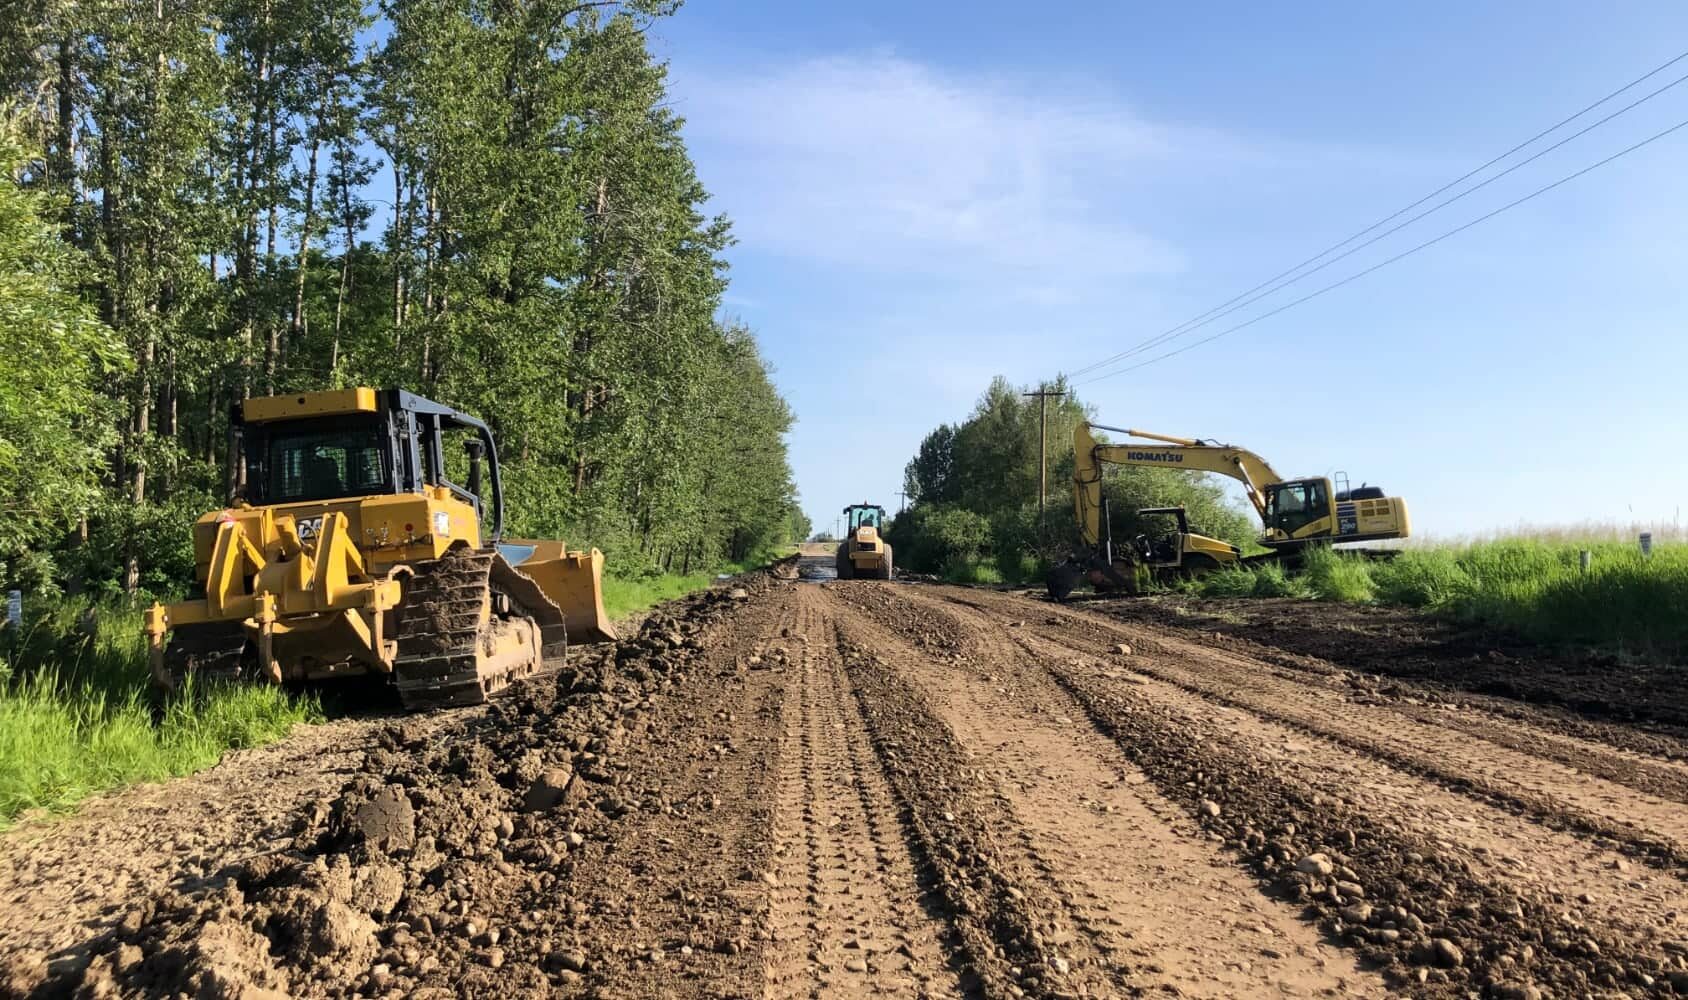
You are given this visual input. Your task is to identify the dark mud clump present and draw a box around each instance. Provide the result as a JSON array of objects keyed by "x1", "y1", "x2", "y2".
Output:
[{"x1": 35, "y1": 582, "x2": 760, "y2": 1000}]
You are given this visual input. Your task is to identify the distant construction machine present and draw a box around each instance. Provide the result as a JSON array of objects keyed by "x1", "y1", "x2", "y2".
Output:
[
  {"x1": 835, "y1": 503, "x2": 894, "y2": 580},
  {"x1": 144, "y1": 388, "x2": 616, "y2": 709},
  {"x1": 1048, "y1": 422, "x2": 1411, "y2": 600}
]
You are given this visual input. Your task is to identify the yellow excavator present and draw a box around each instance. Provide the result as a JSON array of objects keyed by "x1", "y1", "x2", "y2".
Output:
[
  {"x1": 1048, "y1": 422, "x2": 1410, "y2": 600},
  {"x1": 143, "y1": 388, "x2": 616, "y2": 709}
]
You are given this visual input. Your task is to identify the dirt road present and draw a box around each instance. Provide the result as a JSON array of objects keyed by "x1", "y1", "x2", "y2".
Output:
[{"x1": 6, "y1": 569, "x2": 1688, "y2": 998}]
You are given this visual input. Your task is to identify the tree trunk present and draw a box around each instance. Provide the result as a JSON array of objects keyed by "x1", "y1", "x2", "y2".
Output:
[
  {"x1": 331, "y1": 140, "x2": 356, "y2": 379},
  {"x1": 53, "y1": 38, "x2": 77, "y2": 216},
  {"x1": 290, "y1": 125, "x2": 322, "y2": 351},
  {"x1": 391, "y1": 160, "x2": 406, "y2": 333},
  {"x1": 239, "y1": 18, "x2": 272, "y2": 401},
  {"x1": 263, "y1": 131, "x2": 280, "y2": 391}
]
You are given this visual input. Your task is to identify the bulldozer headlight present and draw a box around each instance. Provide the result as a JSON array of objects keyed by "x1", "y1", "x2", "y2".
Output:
[{"x1": 433, "y1": 511, "x2": 452, "y2": 537}]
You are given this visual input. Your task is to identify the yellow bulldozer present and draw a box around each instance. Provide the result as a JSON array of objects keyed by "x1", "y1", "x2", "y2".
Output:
[
  {"x1": 1048, "y1": 422, "x2": 1411, "y2": 600},
  {"x1": 143, "y1": 388, "x2": 615, "y2": 709},
  {"x1": 835, "y1": 503, "x2": 893, "y2": 580}
]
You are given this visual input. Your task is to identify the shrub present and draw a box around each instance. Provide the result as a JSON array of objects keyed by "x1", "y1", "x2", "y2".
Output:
[
  {"x1": 1301, "y1": 547, "x2": 1377, "y2": 603},
  {"x1": 1369, "y1": 549, "x2": 1473, "y2": 608},
  {"x1": 941, "y1": 559, "x2": 1004, "y2": 585}
]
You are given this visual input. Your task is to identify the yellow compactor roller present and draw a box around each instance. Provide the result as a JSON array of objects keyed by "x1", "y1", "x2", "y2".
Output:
[
  {"x1": 835, "y1": 503, "x2": 893, "y2": 580},
  {"x1": 144, "y1": 388, "x2": 615, "y2": 709}
]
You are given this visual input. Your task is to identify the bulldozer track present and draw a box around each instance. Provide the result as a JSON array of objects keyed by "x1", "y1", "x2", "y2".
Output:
[{"x1": 392, "y1": 546, "x2": 563, "y2": 710}]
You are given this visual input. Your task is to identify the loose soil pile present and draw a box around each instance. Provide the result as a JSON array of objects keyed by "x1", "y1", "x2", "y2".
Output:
[{"x1": 5, "y1": 576, "x2": 1687, "y2": 999}]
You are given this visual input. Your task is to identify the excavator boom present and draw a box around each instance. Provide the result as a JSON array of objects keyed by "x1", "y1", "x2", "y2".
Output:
[
  {"x1": 1069, "y1": 421, "x2": 1410, "y2": 553},
  {"x1": 1073, "y1": 423, "x2": 1284, "y2": 543}
]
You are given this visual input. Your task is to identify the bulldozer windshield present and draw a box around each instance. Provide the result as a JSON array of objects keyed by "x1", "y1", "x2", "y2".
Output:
[
  {"x1": 256, "y1": 420, "x2": 390, "y2": 505},
  {"x1": 848, "y1": 508, "x2": 881, "y2": 531}
]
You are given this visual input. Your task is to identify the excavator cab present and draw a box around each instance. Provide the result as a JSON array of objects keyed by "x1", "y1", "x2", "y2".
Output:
[
  {"x1": 1263, "y1": 476, "x2": 1405, "y2": 547},
  {"x1": 1262, "y1": 480, "x2": 1329, "y2": 539}
]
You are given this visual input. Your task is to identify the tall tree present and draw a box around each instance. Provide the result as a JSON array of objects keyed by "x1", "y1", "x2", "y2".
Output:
[{"x1": 0, "y1": 114, "x2": 127, "y2": 586}]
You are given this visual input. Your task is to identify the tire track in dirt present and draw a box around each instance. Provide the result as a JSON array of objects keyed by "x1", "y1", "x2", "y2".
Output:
[
  {"x1": 762, "y1": 597, "x2": 967, "y2": 998},
  {"x1": 1170, "y1": 623, "x2": 1688, "y2": 768},
  {"x1": 952, "y1": 591, "x2": 1688, "y2": 871},
  {"x1": 895, "y1": 584, "x2": 1688, "y2": 998},
  {"x1": 817, "y1": 597, "x2": 1120, "y2": 997},
  {"x1": 1070, "y1": 608, "x2": 1688, "y2": 803},
  {"x1": 824, "y1": 584, "x2": 1389, "y2": 998}
]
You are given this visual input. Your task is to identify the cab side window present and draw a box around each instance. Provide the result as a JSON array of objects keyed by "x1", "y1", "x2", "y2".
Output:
[{"x1": 1268, "y1": 482, "x2": 1330, "y2": 535}]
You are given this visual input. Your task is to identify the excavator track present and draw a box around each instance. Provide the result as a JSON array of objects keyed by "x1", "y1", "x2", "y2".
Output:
[
  {"x1": 392, "y1": 546, "x2": 569, "y2": 711},
  {"x1": 159, "y1": 621, "x2": 251, "y2": 690}
]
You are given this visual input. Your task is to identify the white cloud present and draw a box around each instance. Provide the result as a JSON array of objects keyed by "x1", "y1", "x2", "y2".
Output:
[{"x1": 673, "y1": 51, "x2": 1189, "y2": 290}]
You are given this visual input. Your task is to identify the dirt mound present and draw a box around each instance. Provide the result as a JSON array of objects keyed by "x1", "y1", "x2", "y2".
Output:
[
  {"x1": 33, "y1": 582, "x2": 761, "y2": 1000},
  {"x1": 1101, "y1": 595, "x2": 1688, "y2": 734}
]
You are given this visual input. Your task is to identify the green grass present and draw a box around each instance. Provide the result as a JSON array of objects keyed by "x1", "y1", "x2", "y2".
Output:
[
  {"x1": 599, "y1": 554, "x2": 777, "y2": 619},
  {"x1": 1184, "y1": 537, "x2": 1688, "y2": 662},
  {"x1": 1301, "y1": 546, "x2": 1378, "y2": 603},
  {"x1": 1188, "y1": 561, "x2": 1313, "y2": 599},
  {"x1": 602, "y1": 567, "x2": 738, "y2": 619},
  {"x1": 941, "y1": 558, "x2": 1005, "y2": 585},
  {"x1": 0, "y1": 600, "x2": 314, "y2": 828}
]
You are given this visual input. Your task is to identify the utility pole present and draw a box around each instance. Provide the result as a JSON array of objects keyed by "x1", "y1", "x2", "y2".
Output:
[
  {"x1": 1022, "y1": 388, "x2": 1066, "y2": 520},
  {"x1": 895, "y1": 489, "x2": 909, "y2": 514}
]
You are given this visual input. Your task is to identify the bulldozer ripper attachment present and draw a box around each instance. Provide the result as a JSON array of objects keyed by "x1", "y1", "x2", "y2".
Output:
[{"x1": 147, "y1": 510, "x2": 403, "y2": 691}]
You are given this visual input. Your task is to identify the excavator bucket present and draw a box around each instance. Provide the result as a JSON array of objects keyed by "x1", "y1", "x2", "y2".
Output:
[{"x1": 497, "y1": 540, "x2": 617, "y2": 643}]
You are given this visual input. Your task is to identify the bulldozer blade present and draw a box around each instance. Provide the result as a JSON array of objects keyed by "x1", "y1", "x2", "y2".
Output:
[{"x1": 504, "y1": 543, "x2": 616, "y2": 644}]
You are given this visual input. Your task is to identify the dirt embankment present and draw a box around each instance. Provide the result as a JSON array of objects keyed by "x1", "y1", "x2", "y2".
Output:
[
  {"x1": 1088, "y1": 593, "x2": 1688, "y2": 734},
  {"x1": 5, "y1": 575, "x2": 1688, "y2": 999}
]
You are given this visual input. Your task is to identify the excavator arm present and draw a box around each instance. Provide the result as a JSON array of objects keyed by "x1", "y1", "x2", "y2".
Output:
[{"x1": 1071, "y1": 423, "x2": 1285, "y2": 543}]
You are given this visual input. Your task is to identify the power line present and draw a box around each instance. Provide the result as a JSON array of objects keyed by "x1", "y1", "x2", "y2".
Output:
[
  {"x1": 1064, "y1": 47, "x2": 1688, "y2": 380},
  {"x1": 1072, "y1": 66, "x2": 1688, "y2": 375},
  {"x1": 1075, "y1": 112, "x2": 1688, "y2": 386}
]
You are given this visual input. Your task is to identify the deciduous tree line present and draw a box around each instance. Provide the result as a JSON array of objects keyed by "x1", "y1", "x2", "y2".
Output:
[{"x1": 0, "y1": 0, "x2": 805, "y2": 595}]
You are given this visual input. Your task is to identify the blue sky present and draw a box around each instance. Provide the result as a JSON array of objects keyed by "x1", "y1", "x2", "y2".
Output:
[{"x1": 640, "y1": 2, "x2": 1688, "y2": 539}]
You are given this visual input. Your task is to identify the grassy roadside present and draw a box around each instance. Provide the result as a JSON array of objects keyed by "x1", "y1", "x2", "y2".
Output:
[
  {"x1": 0, "y1": 549, "x2": 790, "y2": 827},
  {"x1": 1183, "y1": 540, "x2": 1688, "y2": 662},
  {"x1": 0, "y1": 601, "x2": 314, "y2": 829},
  {"x1": 601, "y1": 565, "x2": 749, "y2": 619},
  {"x1": 601, "y1": 549, "x2": 794, "y2": 618}
]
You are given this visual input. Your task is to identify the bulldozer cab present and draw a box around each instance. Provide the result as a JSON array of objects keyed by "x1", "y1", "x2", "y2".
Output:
[
  {"x1": 146, "y1": 387, "x2": 615, "y2": 709},
  {"x1": 1134, "y1": 507, "x2": 1190, "y2": 566},
  {"x1": 236, "y1": 388, "x2": 505, "y2": 539}
]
